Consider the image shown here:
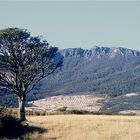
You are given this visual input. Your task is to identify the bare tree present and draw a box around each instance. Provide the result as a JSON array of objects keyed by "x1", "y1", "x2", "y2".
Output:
[{"x1": 0, "y1": 28, "x2": 63, "y2": 121}]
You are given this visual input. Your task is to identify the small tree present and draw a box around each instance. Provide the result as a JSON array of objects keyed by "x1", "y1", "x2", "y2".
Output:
[{"x1": 0, "y1": 28, "x2": 63, "y2": 121}]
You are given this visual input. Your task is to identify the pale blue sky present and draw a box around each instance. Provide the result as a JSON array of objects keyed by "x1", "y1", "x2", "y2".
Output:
[{"x1": 0, "y1": 1, "x2": 140, "y2": 50}]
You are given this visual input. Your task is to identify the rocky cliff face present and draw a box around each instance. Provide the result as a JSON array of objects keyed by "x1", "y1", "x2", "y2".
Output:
[{"x1": 60, "y1": 46, "x2": 140, "y2": 58}]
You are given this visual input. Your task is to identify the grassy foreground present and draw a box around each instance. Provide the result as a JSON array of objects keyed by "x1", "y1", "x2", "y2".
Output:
[{"x1": 25, "y1": 115, "x2": 140, "y2": 140}]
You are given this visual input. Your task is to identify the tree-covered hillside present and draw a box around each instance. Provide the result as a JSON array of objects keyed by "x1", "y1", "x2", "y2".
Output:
[{"x1": 1, "y1": 46, "x2": 140, "y2": 108}]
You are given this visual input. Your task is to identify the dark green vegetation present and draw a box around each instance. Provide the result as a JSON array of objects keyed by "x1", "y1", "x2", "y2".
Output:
[
  {"x1": 102, "y1": 94, "x2": 140, "y2": 113},
  {"x1": 0, "y1": 28, "x2": 63, "y2": 121},
  {"x1": 0, "y1": 108, "x2": 46, "y2": 139}
]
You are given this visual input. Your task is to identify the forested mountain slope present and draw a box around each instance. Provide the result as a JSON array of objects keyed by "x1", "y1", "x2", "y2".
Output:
[
  {"x1": 34, "y1": 46, "x2": 140, "y2": 97},
  {"x1": 1, "y1": 46, "x2": 140, "y2": 109}
]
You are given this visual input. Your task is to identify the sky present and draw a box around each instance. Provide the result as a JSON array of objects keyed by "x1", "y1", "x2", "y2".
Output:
[{"x1": 0, "y1": 1, "x2": 140, "y2": 50}]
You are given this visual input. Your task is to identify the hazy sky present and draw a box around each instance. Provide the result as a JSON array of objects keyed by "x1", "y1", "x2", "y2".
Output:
[{"x1": 0, "y1": 1, "x2": 140, "y2": 50}]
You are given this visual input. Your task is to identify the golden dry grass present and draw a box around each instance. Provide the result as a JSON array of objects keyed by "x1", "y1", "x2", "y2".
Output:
[{"x1": 27, "y1": 115, "x2": 140, "y2": 140}]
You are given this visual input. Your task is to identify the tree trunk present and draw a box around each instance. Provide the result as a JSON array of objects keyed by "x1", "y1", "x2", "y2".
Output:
[{"x1": 18, "y1": 94, "x2": 26, "y2": 121}]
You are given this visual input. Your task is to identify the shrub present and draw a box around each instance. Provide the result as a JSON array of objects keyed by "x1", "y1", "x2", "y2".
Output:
[
  {"x1": 66, "y1": 110, "x2": 92, "y2": 114},
  {"x1": 57, "y1": 107, "x2": 67, "y2": 112},
  {"x1": 0, "y1": 108, "x2": 47, "y2": 139},
  {"x1": 0, "y1": 109, "x2": 22, "y2": 138}
]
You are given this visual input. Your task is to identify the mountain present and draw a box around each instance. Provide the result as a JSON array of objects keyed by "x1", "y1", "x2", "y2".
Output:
[
  {"x1": 32, "y1": 46, "x2": 140, "y2": 97},
  {"x1": 60, "y1": 46, "x2": 140, "y2": 58},
  {"x1": 1, "y1": 46, "x2": 140, "y2": 112}
]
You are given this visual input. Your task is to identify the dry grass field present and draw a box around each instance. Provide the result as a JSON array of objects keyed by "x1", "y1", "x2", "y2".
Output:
[{"x1": 26, "y1": 115, "x2": 140, "y2": 140}]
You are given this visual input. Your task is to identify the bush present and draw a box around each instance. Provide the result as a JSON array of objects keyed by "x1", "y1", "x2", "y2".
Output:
[
  {"x1": 0, "y1": 108, "x2": 47, "y2": 139},
  {"x1": 66, "y1": 110, "x2": 92, "y2": 115},
  {"x1": 0, "y1": 115, "x2": 20, "y2": 130},
  {"x1": 0, "y1": 117, "x2": 21, "y2": 138},
  {"x1": 0, "y1": 108, "x2": 22, "y2": 138},
  {"x1": 57, "y1": 107, "x2": 67, "y2": 112}
]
